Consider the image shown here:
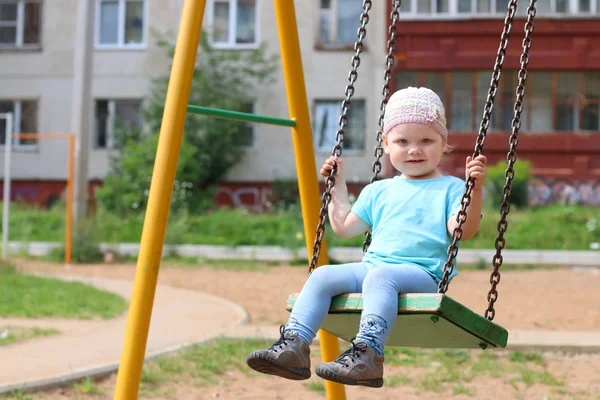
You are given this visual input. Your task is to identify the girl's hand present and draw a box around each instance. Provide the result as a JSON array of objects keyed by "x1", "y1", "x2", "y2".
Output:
[
  {"x1": 466, "y1": 155, "x2": 487, "y2": 191},
  {"x1": 320, "y1": 156, "x2": 346, "y2": 184}
]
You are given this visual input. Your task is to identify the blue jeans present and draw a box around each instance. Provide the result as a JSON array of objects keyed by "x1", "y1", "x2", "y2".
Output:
[{"x1": 285, "y1": 262, "x2": 438, "y2": 356}]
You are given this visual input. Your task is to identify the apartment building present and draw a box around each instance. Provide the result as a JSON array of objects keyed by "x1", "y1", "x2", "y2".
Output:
[
  {"x1": 0, "y1": 0, "x2": 389, "y2": 208},
  {"x1": 391, "y1": 0, "x2": 600, "y2": 205}
]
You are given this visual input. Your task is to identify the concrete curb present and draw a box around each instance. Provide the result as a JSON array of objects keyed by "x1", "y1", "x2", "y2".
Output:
[{"x1": 5, "y1": 241, "x2": 600, "y2": 265}]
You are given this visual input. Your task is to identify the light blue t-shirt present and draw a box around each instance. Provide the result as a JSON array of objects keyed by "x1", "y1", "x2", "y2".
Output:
[{"x1": 350, "y1": 175, "x2": 465, "y2": 283}]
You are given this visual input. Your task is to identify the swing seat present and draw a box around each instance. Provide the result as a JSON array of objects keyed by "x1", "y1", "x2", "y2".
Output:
[{"x1": 285, "y1": 293, "x2": 508, "y2": 349}]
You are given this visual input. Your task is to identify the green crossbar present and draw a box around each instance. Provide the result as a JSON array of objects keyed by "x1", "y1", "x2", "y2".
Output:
[{"x1": 187, "y1": 105, "x2": 296, "y2": 127}]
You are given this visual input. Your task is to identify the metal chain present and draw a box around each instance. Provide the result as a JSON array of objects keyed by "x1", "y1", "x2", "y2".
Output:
[
  {"x1": 485, "y1": 0, "x2": 536, "y2": 321},
  {"x1": 437, "y1": 0, "x2": 519, "y2": 294},
  {"x1": 309, "y1": 0, "x2": 372, "y2": 274},
  {"x1": 362, "y1": 0, "x2": 401, "y2": 253}
]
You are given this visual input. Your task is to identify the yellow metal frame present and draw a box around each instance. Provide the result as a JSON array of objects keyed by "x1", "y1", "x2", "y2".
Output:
[
  {"x1": 12, "y1": 133, "x2": 75, "y2": 265},
  {"x1": 114, "y1": 1, "x2": 346, "y2": 399}
]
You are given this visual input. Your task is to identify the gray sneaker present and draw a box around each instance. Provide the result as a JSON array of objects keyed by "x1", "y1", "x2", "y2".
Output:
[
  {"x1": 315, "y1": 341, "x2": 384, "y2": 388},
  {"x1": 246, "y1": 325, "x2": 311, "y2": 380}
]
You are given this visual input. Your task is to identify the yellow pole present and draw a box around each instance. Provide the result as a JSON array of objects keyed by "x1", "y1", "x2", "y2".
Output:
[
  {"x1": 113, "y1": 0, "x2": 206, "y2": 398},
  {"x1": 274, "y1": 1, "x2": 346, "y2": 399},
  {"x1": 65, "y1": 134, "x2": 74, "y2": 266}
]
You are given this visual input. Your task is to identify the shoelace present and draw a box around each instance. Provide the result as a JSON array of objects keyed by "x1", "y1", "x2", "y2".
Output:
[
  {"x1": 334, "y1": 341, "x2": 366, "y2": 368},
  {"x1": 269, "y1": 325, "x2": 295, "y2": 352}
]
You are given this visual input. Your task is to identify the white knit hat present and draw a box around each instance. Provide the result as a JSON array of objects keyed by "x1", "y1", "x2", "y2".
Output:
[{"x1": 383, "y1": 87, "x2": 448, "y2": 141}]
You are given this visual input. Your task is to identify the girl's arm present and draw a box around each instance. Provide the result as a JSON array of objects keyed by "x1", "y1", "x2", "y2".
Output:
[
  {"x1": 447, "y1": 155, "x2": 487, "y2": 241},
  {"x1": 447, "y1": 187, "x2": 483, "y2": 241},
  {"x1": 329, "y1": 183, "x2": 370, "y2": 238},
  {"x1": 320, "y1": 156, "x2": 370, "y2": 238}
]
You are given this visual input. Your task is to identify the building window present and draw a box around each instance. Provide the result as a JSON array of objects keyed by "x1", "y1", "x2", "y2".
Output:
[
  {"x1": 396, "y1": 70, "x2": 600, "y2": 134},
  {"x1": 96, "y1": 0, "x2": 145, "y2": 48},
  {"x1": 401, "y1": 0, "x2": 598, "y2": 17},
  {"x1": 0, "y1": 100, "x2": 37, "y2": 148},
  {"x1": 450, "y1": 72, "x2": 474, "y2": 131},
  {"x1": 0, "y1": 0, "x2": 41, "y2": 49},
  {"x1": 313, "y1": 99, "x2": 365, "y2": 152},
  {"x1": 318, "y1": 0, "x2": 364, "y2": 46},
  {"x1": 209, "y1": 0, "x2": 257, "y2": 48},
  {"x1": 95, "y1": 99, "x2": 142, "y2": 149},
  {"x1": 581, "y1": 72, "x2": 600, "y2": 131},
  {"x1": 529, "y1": 71, "x2": 553, "y2": 131},
  {"x1": 556, "y1": 72, "x2": 578, "y2": 131}
]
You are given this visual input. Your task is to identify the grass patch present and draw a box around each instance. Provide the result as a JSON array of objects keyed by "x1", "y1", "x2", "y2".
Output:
[
  {"x1": 0, "y1": 265, "x2": 128, "y2": 319},
  {"x1": 0, "y1": 391, "x2": 36, "y2": 400},
  {"x1": 71, "y1": 377, "x2": 105, "y2": 395},
  {"x1": 305, "y1": 382, "x2": 326, "y2": 393},
  {"x1": 4, "y1": 202, "x2": 600, "y2": 251},
  {"x1": 1, "y1": 340, "x2": 575, "y2": 399},
  {"x1": 0, "y1": 326, "x2": 59, "y2": 346},
  {"x1": 136, "y1": 338, "x2": 273, "y2": 397},
  {"x1": 383, "y1": 348, "x2": 565, "y2": 396},
  {"x1": 452, "y1": 382, "x2": 474, "y2": 395},
  {"x1": 385, "y1": 375, "x2": 413, "y2": 387}
]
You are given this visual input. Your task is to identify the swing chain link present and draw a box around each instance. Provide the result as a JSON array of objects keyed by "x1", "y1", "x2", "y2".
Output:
[
  {"x1": 438, "y1": 0, "x2": 519, "y2": 294},
  {"x1": 363, "y1": 0, "x2": 401, "y2": 253},
  {"x1": 486, "y1": 0, "x2": 536, "y2": 321},
  {"x1": 309, "y1": 0, "x2": 372, "y2": 274}
]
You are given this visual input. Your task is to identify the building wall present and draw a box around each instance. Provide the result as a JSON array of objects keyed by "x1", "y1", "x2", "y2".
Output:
[
  {"x1": 0, "y1": 0, "x2": 181, "y2": 181},
  {"x1": 2, "y1": 1, "x2": 599, "y2": 209},
  {"x1": 388, "y1": 6, "x2": 600, "y2": 206},
  {"x1": 1, "y1": 0, "x2": 390, "y2": 197},
  {"x1": 217, "y1": 0, "x2": 390, "y2": 184}
]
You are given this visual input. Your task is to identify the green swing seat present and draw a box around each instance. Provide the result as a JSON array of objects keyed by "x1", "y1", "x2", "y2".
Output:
[{"x1": 285, "y1": 292, "x2": 508, "y2": 349}]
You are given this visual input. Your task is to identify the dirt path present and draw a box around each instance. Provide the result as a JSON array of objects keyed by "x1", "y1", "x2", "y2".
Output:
[
  {"x1": 8, "y1": 260, "x2": 600, "y2": 400},
  {"x1": 15, "y1": 260, "x2": 600, "y2": 331}
]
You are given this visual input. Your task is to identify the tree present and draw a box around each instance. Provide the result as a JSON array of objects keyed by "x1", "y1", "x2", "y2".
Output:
[{"x1": 96, "y1": 31, "x2": 279, "y2": 215}]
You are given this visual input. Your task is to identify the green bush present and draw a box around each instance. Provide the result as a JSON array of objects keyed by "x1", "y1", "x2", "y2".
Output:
[
  {"x1": 484, "y1": 159, "x2": 532, "y2": 209},
  {"x1": 96, "y1": 31, "x2": 279, "y2": 216},
  {"x1": 3, "y1": 202, "x2": 599, "y2": 253},
  {"x1": 52, "y1": 219, "x2": 104, "y2": 263},
  {"x1": 270, "y1": 179, "x2": 300, "y2": 211}
]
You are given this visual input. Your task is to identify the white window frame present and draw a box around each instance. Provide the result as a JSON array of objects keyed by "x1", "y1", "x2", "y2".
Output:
[
  {"x1": 399, "y1": 0, "x2": 598, "y2": 19},
  {"x1": 318, "y1": 0, "x2": 368, "y2": 46},
  {"x1": 94, "y1": 0, "x2": 148, "y2": 50},
  {"x1": 0, "y1": 0, "x2": 41, "y2": 49},
  {"x1": 206, "y1": 0, "x2": 260, "y2": 49},
  {"x1": 313, "y1": 99, "x2": 366, "y2": 155},
  {"x1": 0, "y1": 100, "x2": 37, "y2": 151},
  {"x1": 570, "y1": 0, "x2": 599, "y2": 13},
  {"x1": 319, "y1": 0, "x2": 336, "y2": 44},
  {"x1": 95, "y1": 99, "x2": 142, "y2": 149}
]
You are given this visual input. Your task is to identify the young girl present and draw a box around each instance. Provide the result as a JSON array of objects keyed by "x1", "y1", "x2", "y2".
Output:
[{"x1": 246, "y1": 87, "x2": 487, "y2": 388}]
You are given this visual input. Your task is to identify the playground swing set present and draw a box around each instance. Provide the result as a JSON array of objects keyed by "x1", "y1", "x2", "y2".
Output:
[{"x1": 113, "y1": 0, "x2": 537, "y2": 399}]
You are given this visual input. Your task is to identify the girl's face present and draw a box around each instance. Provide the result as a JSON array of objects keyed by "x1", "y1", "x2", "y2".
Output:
[{"x1": 383, "y1": 123, "x2": 446, "y2": 180}]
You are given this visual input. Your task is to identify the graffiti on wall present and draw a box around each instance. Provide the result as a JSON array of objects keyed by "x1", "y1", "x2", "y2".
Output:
[
  {"x1": 529, "y1": 178, "x2": 600, "y2": 206},
  {"x1": 6, "y1": 179, "x2": 599, "y2": 210},
  {"x1": 216, "y1": 186, "x2": 272, "y2": 212},
  {"x1": 216, "y1": 178, "x2": 600, "y2": 211}
]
